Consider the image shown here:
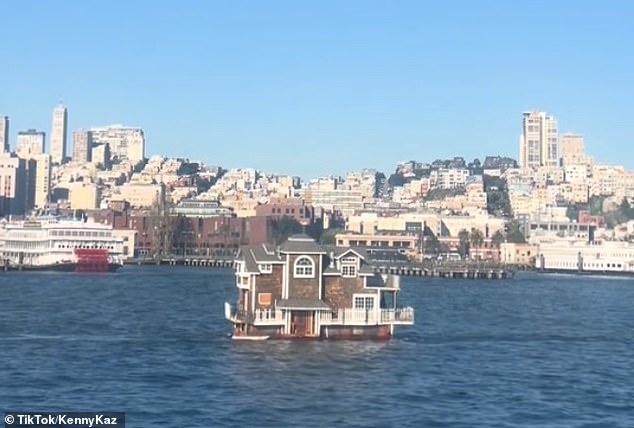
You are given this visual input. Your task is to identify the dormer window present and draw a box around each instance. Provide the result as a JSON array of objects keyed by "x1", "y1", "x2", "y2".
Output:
[
  {"x1": 294, "y1": 256, "x2": 315, "y2": 278},
  {"x1": 342, "y1": 265, "x2": 356, "y2": 277},
  {"x1": 259, "y1": 263, "x2": 272, "y2": 273}
]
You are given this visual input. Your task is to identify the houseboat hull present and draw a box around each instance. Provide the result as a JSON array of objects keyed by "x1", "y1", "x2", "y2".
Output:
[{"x1": 231, "y1": 324, "x2": 394, "y2": 341}]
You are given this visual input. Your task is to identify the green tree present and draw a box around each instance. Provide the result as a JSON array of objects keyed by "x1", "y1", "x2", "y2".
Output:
[
  {"x1": 272, "y1": 217, "x2": 303, "y2": 245},
  {"x1": 458, "y1": 229, "x2": 470, "y2": 259},
  {"x1": 318, "y1": 227, "x2": 344, "y2": 245},
  {"x1": 388, "y1": 172, "x2": 406, "y2": 187},
  {"x1": 470, "y1": 228, "x2": 484, "y2": 258},
  {"x1": 506, "y1": 220, "x2": 526, "y2": 244},
  {"x1": 491, "y1": 229, "x2": 505, "y2": 248}
]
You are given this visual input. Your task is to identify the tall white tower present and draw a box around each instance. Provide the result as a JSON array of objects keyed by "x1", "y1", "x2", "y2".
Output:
[
  {"x1": 519, "y1": 110, "x2": 559, "y2": 169},
  {"x1": 50, "y1": 103, "x2": 68, "y2": 164}
]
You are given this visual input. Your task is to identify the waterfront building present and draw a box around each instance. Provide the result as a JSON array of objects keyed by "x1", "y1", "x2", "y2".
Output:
[
  {"x1": 519, "y1": 110, "x2": 559, "y2": 169},
  {"x1": 225, "y1": 234, "x2": 414, "y2": 340},
  {"x1": 0, "y1": 116, "x2": 8, "y2": 153},
  {"x1": 90, "y1": 125, "x2": 145, "y2": 164},
  {"x1": 0, "y1": 152, "x2": 27, "y2": 216},
  {"x1": 16, "y1": 129, "x2": 45, "y2": 158},
  {"x1": 72, "y1": 129, "x2": 93, "y2": 163},
  {"x1": 50, "y1": 104, "x2": 68, "y2": 164}
]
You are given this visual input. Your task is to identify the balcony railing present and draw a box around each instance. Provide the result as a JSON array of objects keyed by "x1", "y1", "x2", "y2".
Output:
[
  {"x1": 225, "y1": 303, "x2": 414, "y2": 327},
  {"x1": 224, "y1": 303, "x2": 285, "y2": 325},
  {"x1": 318, "y1": 307, "x2": 414, "y2": 326}
]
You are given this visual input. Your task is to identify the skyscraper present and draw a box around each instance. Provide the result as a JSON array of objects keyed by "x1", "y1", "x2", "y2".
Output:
[
  {"x1": 72, "y1": 129, "x2": 93, "y2": 163},
  {"x1": 51, "y1": 104, "x2": 68, "y2": 164},
  {"x1": 0, "y1": 116, "x2": 9, "y2": 152},
  {"x1": 519, "y1": 110, "x2": 559, "y2": 169}
]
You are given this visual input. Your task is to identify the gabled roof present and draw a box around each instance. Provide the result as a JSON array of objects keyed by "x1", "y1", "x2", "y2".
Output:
[
  {"x1": 279, "y1": 234, "x2": 326, "y2": 254},
  {"x1": 235, "y1": 247, "x2": 260, "y2": 273},
  {"x1": 334, "y1": 248, "x2": 366, "y2": 260}
]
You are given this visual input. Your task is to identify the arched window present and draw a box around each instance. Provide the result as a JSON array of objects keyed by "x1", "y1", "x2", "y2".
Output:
[{"x1": 294, "y1": 256, "x2": 315, "y2": 278}]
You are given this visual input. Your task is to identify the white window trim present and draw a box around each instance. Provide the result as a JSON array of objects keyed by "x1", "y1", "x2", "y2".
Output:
[
  {"x1": 259, "y1": 263, "x2": 272, "y2": 273},
  {"x1": 294, "y1": 256, "x2": 315, "y2": 278},
  {"x1": 342, "y1": 264, "x2": 357, "y2": 278},
  {"x1": 353, "y1": 294, "x2": 375, "y2": 310}
]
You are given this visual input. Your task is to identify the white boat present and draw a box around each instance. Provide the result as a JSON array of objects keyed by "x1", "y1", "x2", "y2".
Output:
[
  {"x1": 536, "y1": 239, "x2": 634, "y2": 276},
  {"x1": 0, "y1": 216, "x2": 125, "y2": 272}
]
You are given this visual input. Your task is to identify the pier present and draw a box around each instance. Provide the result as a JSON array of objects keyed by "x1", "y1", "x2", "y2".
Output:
[{"x1": 125, "y1": 257, "x2": 515, "y2": 279}]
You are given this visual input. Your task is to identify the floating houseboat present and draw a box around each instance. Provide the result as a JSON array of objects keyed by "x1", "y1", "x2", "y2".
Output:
[{"x1": 224, "y1": 234, "x2": 414, "y2": 340}]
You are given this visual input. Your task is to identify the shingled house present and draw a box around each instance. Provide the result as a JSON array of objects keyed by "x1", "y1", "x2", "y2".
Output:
[{"x1": 224, "y1": 234, "x2": 414, "y2": 340}]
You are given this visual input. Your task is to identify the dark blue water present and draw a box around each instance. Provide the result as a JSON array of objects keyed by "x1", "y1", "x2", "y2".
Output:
[{"x1": 1, "y1": 267, "x2": 633, "y2": 427}]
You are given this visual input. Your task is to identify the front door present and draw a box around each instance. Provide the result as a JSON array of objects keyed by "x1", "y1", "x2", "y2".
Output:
[{"x1": 291, "y1": 311, "x2": 313, "y2": 337}]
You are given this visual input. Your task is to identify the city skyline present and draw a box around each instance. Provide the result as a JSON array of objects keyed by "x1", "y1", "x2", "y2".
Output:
[{"x1": 1, "y1": 2, "x2": 633, "y2": 177}]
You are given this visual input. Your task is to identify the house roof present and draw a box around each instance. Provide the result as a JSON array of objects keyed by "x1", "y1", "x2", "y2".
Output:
[
  {"x1": 250, "y1": 244, "x2": 283, "y2": 263},
  {"x1": 365, "y1": 273, "x2": 389, "y2": 287},
  {"x1": 276, "y1": 298, "x2": 331, "y2": 310},
  {"x1": 279, "y1": 234, "x2": 326, "y2": 254}
]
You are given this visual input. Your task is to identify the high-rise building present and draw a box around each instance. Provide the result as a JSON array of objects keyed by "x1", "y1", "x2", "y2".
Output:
[
  {"x1": 559, "y1": 133, "x2": 585, "y2": 165},
  {"x1": 33, "y1": 154, "x2": 52, "y2": 208},
  {"x1": 51, "y1": 104, "x2": 68, "y2": 164},
  {"x1": 90, "y1": 125, "x2": 145, "y2": 164},
  {"x1": 0, "y1": 116, "x2": 9, "y2": 153},
  {"x1": 72, "y1": 129, "x2": 93, "y2": 163},
  {"x1": 519, "y1": 110, "x2": 559, "y2": 169},
  {"x1": 0, "y1": 152, "x2": 27, "y2": 215},
  {"x1": 16, "y1": 129, "x2": 46, "y2": 158}
]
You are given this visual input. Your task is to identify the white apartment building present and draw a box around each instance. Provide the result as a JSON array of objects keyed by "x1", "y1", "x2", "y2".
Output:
[
  {"x1": 16, "y1": 130, "x2": 45, "y2": 158},
  {"x1": 50, "y1": 104, "x2": 68, "y2": 164},
  {"x1": 90, "y1": 125, "x2": 145, "y2": 163},
  {"x1": 564, "y1": 164, "x2": 591, "y2": 183},
  {"x1": 430, "y1": 168, "x2": 469, "y2": 189},
  {"x1": 519, "y1": 110, "x2": 559, "y2": 168}
]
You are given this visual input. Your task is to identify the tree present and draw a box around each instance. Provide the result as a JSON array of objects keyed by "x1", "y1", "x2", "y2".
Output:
[
  {"x1": 491, "y1": 230, "x2": 505, "y2": 249},
  {"x1": 470, "y1": 229, "x2": 484, "y2": 259},
  {"x1": 319, "y1": 228, "x2": 344, "y2": 245},
  {"x1": 388, "y1": 172, "x2": 406, "y2": 187},
  {"x1": 506, "y1": 220, "x2": 526, "y2": 244},
  {"x1": 423, "y1": 233, "x2": 441, "y2": 256},
  {"x1": 272, "y1": 217, "x2": 303, "y2": 245},
  {"x1": 457, "y1": 229, "x2": 470, "y2": 259},
  {"x1": 148, "y1": 190, "x2": 177, "y2": 259}
]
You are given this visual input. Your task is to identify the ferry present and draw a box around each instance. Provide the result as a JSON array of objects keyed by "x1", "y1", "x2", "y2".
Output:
[
  {"x1": 536, "y1": 239, "x2": 634, "y2": 276},
  {"x1": 225, "y1": 234, "x2": 414, "y2": 340},
  {"x1": 0, "y1": 217, "x2": 124, "y2": 272}
]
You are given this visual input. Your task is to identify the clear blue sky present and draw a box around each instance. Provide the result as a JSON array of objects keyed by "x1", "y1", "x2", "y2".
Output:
[{"x1": 1, "y1": 1, "x2": 633, "y2": 179}]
